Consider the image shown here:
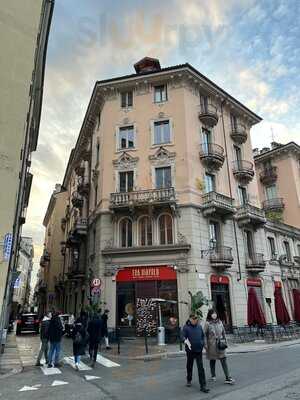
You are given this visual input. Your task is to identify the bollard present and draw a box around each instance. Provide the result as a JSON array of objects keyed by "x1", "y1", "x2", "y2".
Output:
[
  {"x1": 144, "y1": 329, "x2": 149, "y2": 354},
  {"x1": 117, "y1": 328, "x2": 121, "y2": 354}
]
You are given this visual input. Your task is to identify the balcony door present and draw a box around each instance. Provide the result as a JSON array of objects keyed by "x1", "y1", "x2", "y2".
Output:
[
  {"x1": 234, "y1": 145, "x2": 242, "y2": 162},
  {"x1": 155, "y1": 167, "x2": 172, "y2": 189},
  {"x1": 209, "y1": 221, "x2": 221, "y2": 249},
  {"x1": 238, "y1": 186, "x2": 248, "y2": 205},
  {"x1": 202, "y1": 128, "x2": 212, "y2": 153},
  {"x1": 119, "y1": 171, "x2": 134, "y2": 192},
  {"x1": 266, "y1": 184, "x2": 277, "y2": 200},
  {"x1": 205, "y1": 173, "x2": 216, "y2": 193},
  {"x1": 245, "y1": 230, "x2": 254, "y2": 260}
]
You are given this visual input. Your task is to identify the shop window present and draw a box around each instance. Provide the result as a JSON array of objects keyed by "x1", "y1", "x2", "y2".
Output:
[
  {"x1": 120, "y1": 218, "x2": 133, "y2": 248},
  {"x1": 158, "y1": 214, "x2": 173, "y2": 245},
  {"x1": 139, "y1": 216, "x2": 152, "y2": 246}
]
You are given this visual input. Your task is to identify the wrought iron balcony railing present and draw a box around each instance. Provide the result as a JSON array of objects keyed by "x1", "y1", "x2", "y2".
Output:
[
  {"x1": 110, "y1": 187, "x2": 176, "y2": 208},
  {"x1": 232, "y1": 160, "x2": 254, "y2": 184},
  {"x1": 198, "y1": 103, "x2": 218, "y2": 127},
  {"x1": 202, "y1": 191, "x2": 236, "y2": 217},
  {"x1": 209, "y1": 246, "x2": 234, "y2": 269},
  {"x1": 199, "y1": 143, "x2": 225, "y2": 170},
  {"x1": 246, "y1": 252, "x2": 266, "y2": 272},
  {"x1": 230, "y1": 123, "x2": 247, "y2": 144},
  {"x1": 263, "y1": 198, "x2": 285, "y2": 211},
  {"x1": 260, "y1": 166, "x2": 278, "y2": 186}
]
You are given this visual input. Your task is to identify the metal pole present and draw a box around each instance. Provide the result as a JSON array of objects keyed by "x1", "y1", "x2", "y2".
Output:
[
  {"x1": 179, "y1": 326, "x2": 182, "y2": 351},
  {"x1": 117, "y1": 327, "x2": 120, "y2": 355},
  {"x1": 144, "y1": 328, "x2": 148, "y2": 354}
]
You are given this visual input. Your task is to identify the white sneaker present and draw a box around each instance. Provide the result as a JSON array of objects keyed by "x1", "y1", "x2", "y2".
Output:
[
  {"x1": 75, "y1": 363, "x2": 79, "y2": 371},
  {"x1": 224, "y1": 378, "x2": 235, "y2": 385}
]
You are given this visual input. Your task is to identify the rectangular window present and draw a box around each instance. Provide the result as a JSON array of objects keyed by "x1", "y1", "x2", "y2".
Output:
[
  {"x1": 238, "y1": 186, "x2": 248, "y2": 205},
  {"x1": 202, "y1": 128, "x2": 212, "y2": 152},
  {"x1": 121, "y1": 91, "x2": 133, "y2": 108},
  {"x1": 266, "y1": 185, "x2": 277, "y2": 200},
  {"x1": 234, "y1": 145, "x2": 242, "y2": 161},
  {"x1": 94, "y1": 185, "x2": 98, "y2": 207},
  {"x1": 200, "y1": 94, "x2": 209, "y2": 112},
  {"x1": 119, "y1": 171, "x2": 134, "y2": 192},
  {"x1": 283, "y1": 241, "x2": 292, "y2": 262},
  {"x1": 153, "y1": 120, "x2": 171, "y2": 145},
  {"x1": 118, "y1": 126, "x2": 134, "y2": 150},
  {"x1": 230, "y1": 114, "x2": 237, "y2": 130},
  {"x1": 205, "y1": 173, "x2": 215, "y2": 193},
  {"x1": 245, "y1": 230, "x2": 254, "y2": 259},
  {"x1": 155, "y1": 167, "x2": 172, "y2": 189},
  {"x1": 154, "y1": 85, "x2": 167, "y2": 103},
  {"x1": 209, "y1": 221, "x2": 221, "y2": 248},
  {"x1": 268, "y1": 237, "x2": 276, "y2": 259}
]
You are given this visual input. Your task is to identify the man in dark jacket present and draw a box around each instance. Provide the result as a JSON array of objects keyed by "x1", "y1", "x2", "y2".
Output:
[
  {"x1": 48, "y1": 311, "x2": 64, "y2": 368},
  {"x1": 101, "y1": 309, "x2": 111, "y2": 350},
  {"x1": 87, "y1": 312, "x2": 102, "y2": 367},
  {"x1": 182, "y1": 314, "x2": 209, "y2": 393},
  {"x1": 35, "y1": 312, "x2": 51, "y2": 366}
]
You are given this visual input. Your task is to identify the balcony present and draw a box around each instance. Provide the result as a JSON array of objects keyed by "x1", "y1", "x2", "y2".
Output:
[
  {"x1": 39, "y1": 249, "x2": 50, "y2": 267},
  {"x1": 230, "y1": 124, "x2": 247, "y2": 144},
  {"x1": 260, "y1": 166, "x2": 278, "y2": 186},
  {"x1": 232, "y1": 160, "x2": 254, "y2": 184},
  {"x1": 263, "y1": 198, "x2": 285, "y2": 212},
  {"x1": 235, "y1": 203, "x2": 266, "y2": 228},
  {"x1": 246, "y1": 253, "x2": 266, "y2": 273},
  {"x1": 209, "y1": 246, "x2": 234, "y2": 269},
  {"x1": 110, "y1": 187, "x2": 176, "y2": 210},
  {"x1": 199, "y1": 143, "x2": 225, "y2": 171},
  {"x1": 77, "y1": 177, "x2": 90, "y2": 197},
  {"x1": 71, "y1": 191, "x2": 84, "y2": 209},
  {"x1": 198, "y1": 104, "x2": 218, "y2": 127},
  {"x1": 202, "y1": 191, "x2": 236, "y2": 218},
  {"x1": 73, "y1": 218, "x2": 88, "y2": 236},
  {"x1": 67, "y1": 268, "x2": 85, "y2": 280},
  {"x1": 66, "y1": 232, "x2": 81, "y2": 248}
]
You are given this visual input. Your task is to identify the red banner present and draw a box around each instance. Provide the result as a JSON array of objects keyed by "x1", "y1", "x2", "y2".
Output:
[
  {"x1": 116, "y1": 266, "x2": 176, "y2": 282},
  {"x1": 211, "y1": 275, "x2": 229, "y2": 284},
  {"x1": 247, "y1": 278, "x2": 262, "y2": 287}
]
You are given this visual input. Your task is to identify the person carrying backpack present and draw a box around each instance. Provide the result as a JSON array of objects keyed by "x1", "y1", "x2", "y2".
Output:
[
  {"x1": 87, "y1": 311, "x2": 102, "y2": 367},
  {"x1": 35, "y1": 312, "x2": 51, "y2": 366},
  {"x1": 72, "y1": 319, "x2": 87, "y2": 370}
]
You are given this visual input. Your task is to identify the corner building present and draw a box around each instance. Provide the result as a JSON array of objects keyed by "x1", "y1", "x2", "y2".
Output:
[{"x1": 80, "y1": 57, "x2": 274, "y2": 334}]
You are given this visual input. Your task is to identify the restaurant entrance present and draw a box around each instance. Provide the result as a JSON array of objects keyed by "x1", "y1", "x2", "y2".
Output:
[{"x1": 116, "y1": 266, "x2": 178, "y2": 336}]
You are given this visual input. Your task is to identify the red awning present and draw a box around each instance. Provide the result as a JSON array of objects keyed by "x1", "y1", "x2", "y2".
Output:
[
  {"x1": 274, "y1": 287, "x2": 290, "y2": 325},
  {"x1": 247, "y1": 287, "x2": 266, "y2": 327},
  {"x1": 292, "y1": 289, "x2": 300, "y2": 322}
]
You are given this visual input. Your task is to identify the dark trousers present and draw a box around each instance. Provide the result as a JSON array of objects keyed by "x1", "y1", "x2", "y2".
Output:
[
  {"x1": 186, "y1": 351, "x2": 206, "y2": 388},
  {"x1": 89, "y1": 342, "x2": 99, "y2": 362},
  {"x1": 210, "y1": 358, "x2": 230, "y2": 379}
]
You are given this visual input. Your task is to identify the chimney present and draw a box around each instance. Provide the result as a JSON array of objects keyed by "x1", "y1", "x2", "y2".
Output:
[
  {"x1": 261, "y1": 147, "x2": 270, "y2": 154},
  {"x1": 271, "y1": 141, "x2": 282, "y2": 149}
]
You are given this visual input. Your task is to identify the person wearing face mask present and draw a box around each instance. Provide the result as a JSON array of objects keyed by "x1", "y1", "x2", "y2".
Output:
[
  {"x1": 182, "y1": 314, "x2": 209, "y2": 393},
  {"x1": 204, "y1": 309, "x2": 235, "y2": 385}
]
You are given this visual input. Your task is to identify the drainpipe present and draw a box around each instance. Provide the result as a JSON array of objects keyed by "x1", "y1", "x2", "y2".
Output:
[{"x1": 220, "y1": 100, "x2": 242, "y2": 281}]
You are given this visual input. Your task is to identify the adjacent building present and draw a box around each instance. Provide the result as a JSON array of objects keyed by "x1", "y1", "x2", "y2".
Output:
[{"x1": 0, "y1": 0, "x2": 54, "y2": 340}]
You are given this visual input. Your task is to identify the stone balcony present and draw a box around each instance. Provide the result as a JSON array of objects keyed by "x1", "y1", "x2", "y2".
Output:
[
  {"x1": 209, "y1": 246, "x2": 234, "y2": 270},
  {"x1": 263, "y1": 198, "x2": 285, "y2": 212},
  {"x1": 73, "y1": 218, "x2": 88, "y2": 237},
  {"x1": 199, "y1": 143, "x2": 225, "y2": 171},
  {"x1": 77, "y1": 177, "x2": 90, "y2": 197},
  {"x1": 71, "y1": 191, "x2": 84, "y2": 209},
  {"x1": 110, "y1": 187, "x2": 176, "y2": 211},
  {"x1": 260, "y1": 166, "x2": 278, "y2": 186},
  {"x1": 230, "y1": 123, "x2": 247, "y2": 144},
  {"x1": 39, "y1": 249, "x2": 50, "y2": 267},
  {"x1": 235, "y1": 203, "x2": 266, "y2": 228},
  {"x1": 67, "y1": 267, "x2": 85, "y2": 280},
  {"x1": 198, "y1": 104, "x2": 218, "y2": 127},
  {"x1": 246, "y1": 253, "x2": 266, "y2": 273},
  {"x1": 232, "y1": 160, "x2": 255, "y2": 184},
  {"x1": 202, "y1": 191, "x2": 236, "y2": 218}
]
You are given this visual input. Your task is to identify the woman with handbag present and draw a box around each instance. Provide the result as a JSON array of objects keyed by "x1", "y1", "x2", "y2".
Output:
[{"x1": 204, "y1": 309, "x2": 235, "y2": 384}]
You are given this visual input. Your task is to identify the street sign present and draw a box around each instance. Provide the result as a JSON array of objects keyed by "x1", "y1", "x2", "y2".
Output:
[
  {"x1": 91, "y1": 287, "x2": 101, "y2": 295},
  {"x1": 3, "y1": 233, "x2": 13, "y2": 261},
  {"x1": 14, "y1": 277, "x2": 21, "y2": 289},
  {"x1": 91, "y1": 278, "x2": 101, "y2": 288}
]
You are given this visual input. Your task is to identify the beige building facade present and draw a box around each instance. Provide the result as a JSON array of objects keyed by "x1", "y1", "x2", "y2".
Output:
[{"x1": 0, "y1": 0, "x2": 54, "y2": 336}]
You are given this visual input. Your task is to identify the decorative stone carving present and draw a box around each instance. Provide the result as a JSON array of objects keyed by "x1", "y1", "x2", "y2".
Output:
[
  {"x1": 177, "y1": 232, "x2": 188, "y2": 245},
  {"x1": 123, "y1": 117, "x2": 130, "y2": 125},
  {"x1": 113, "y1": 151, "x2": 139, "y2": 170},
  {"x1": 149, "y1": 146, "x2": 176, "y2": 166},
  {"x1": 104, "y1": 238, "x2": 113, "y2": 249}
]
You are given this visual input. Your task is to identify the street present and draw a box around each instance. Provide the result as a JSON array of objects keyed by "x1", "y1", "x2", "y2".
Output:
[{"x1": 1, "y1": 335, "x2": 300, "y2": 399}]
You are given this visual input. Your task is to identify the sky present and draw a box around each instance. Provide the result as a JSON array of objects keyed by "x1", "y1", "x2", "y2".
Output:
[{"x1": 23, "y1": 0, "x2": 300, "y2": 280}]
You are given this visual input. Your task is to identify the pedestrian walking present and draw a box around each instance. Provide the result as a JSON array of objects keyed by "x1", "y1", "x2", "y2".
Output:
[
  {"x1": 182, "y1": 314, "x2": 209, "y2": 393},
  {"x1": 204, "y1": 309, "x2": 234, "y2": 384},
  {"x1": 87, "y1": 311, "x2": 102, "y2": 367},
  {"x1": 48, "y1": 311, "x2": 64, "y2": 368},
  {"x1": 72, "y1": 319, "x2": 87, "y2": 370},
  {"x1": 101, "y1": 309, "x2": 111, "y2": 350},
  {"x1": 35, "y1": 312, "x2": 51, "y2": 366}
]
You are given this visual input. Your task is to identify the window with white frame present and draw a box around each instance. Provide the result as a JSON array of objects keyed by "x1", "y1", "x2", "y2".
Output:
[
  {"x1": 158, "y1": 214, "x2": 173, "y2": 245},
  {"x1": 139, "y1": 216, "x2": 152, "y2": 246},
  {"x1": 238, "y1": 186, "x2": 248, "y2": 205},
  {"x1": 155, "y1": 166, "x2": 172, "y2": 189},
  {"x1": 118, "y1": 125, "x2": 135, "y2": 150},
  {"x1": 121, "y1": 91, "x2": 133, "y2": 108},
  {"x1": 266, "y1": 185, "x2": 278, "y2": 200},
  {"x1": 209, "y1": 221, "x2": 221, "y2": 248},
  {"x1": 119, "y1": 171, "x2": 134, "y2": 192},
  {"x1": 153, "y1": 120, "x2": 171, "y2": 145},
  {"x1": 154, "y1": 84, "x2": 167, "y2": 103},
  {"x1": 205, "y1": 173, "x2": 215, "y2": 193},
  {"x1": 120, "y1": 218, "x2": 133, "y2": 247}
]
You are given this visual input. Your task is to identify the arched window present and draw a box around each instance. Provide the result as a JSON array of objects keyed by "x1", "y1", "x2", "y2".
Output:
[
  {"x1": 120, "y1": 218, "x2": 132, "y2": 247},
  {"x1": 158, "y1": 214, "x2": 173, "y2": 245},
  {"x1": 139, "y1": 216, "x2": 152, "y2": 246}
]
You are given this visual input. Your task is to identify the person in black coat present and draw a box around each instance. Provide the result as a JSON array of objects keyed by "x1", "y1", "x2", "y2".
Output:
[
  {"x1": 87, "y1": 312, "x2": 102, "y2": 367},
  {"x1": 101, "y1": 309, "x2": 111, "y2": 350},
  {"x1": 72, "y1": 319, "x2": 87, "y2": 370},
  {"x1": 48, "y1": 312, "x2": 64, "y2": 368}
]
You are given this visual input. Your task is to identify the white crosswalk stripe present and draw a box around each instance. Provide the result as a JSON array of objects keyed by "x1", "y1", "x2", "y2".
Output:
[
  {"x1": 40, "y1": 366, "x2": 62, "y2": 375},
  {"x1": 63, "y1": 356, "x2": 92, "y2": 371},
  {"x1": 96, "y1": 354, "x2": 120, "y2": 368}
]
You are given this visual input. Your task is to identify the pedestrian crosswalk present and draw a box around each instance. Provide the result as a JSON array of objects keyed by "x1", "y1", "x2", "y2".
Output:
[{"x1": 39, "y1": 353, "x2": 120, "y2": 376}]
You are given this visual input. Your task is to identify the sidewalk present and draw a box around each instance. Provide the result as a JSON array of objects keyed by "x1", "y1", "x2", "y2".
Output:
[
  {"x1": 106, "y1": 336, "x2": 300, "y2": 361},
  {"x1": 0, "y1": 333, "x2": 23, "y2": 378}
]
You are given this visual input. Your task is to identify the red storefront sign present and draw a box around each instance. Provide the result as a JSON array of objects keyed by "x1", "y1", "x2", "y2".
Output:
[
  {"x1": 247, "y1": 278, "x2": 262, "y2": 287},
  {"x1": 274, "y1": 281, "x2": 282, "y2": 288},
  {"x1": 116, "y1": 266, "x2": 176, "y2": 282},
  {"x1": 211, "y1": 275, "x2": 229, "y2": 284}
]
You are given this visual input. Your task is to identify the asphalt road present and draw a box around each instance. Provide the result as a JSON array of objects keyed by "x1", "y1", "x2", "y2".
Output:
[{"x1": 1, "y1": 336, "x2": 300, "y2": 400}]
